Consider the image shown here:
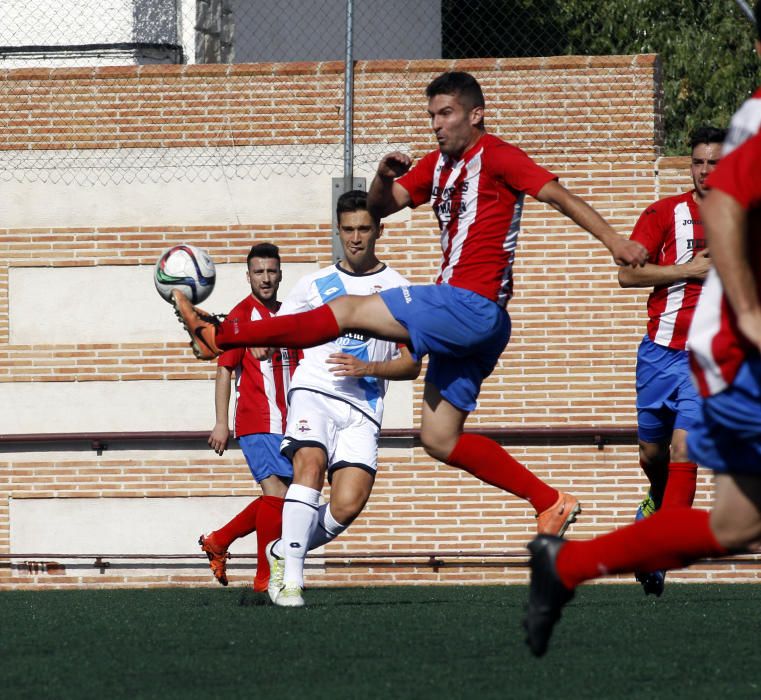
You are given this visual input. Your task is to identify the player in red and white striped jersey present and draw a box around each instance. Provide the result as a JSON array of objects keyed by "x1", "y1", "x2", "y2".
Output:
[
  {"x1": 173, "y1": 71, "x2": 648, "y2": 540},
  {"x1": 524, "y1": 4, "x2": 761, "y2": 656},
  {"x1": 218, "y1": 294, "x2": 294, "y2": 438},
  {"x1": 199, "y1": 243, "x2": 300, "y2": 592},
  {"x1": 618, "y1": 126, "x2": 725, "y2": 595},
  {"x1": 397, "y1": 131, "x2": 559, "y2": 307}
]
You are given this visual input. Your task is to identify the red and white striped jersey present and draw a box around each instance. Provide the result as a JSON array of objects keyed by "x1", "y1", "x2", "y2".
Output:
[
  {"x1": 217, "y1": 296, "x2": 300, "y2": 436},
  {"x1": 630, "y1": 191, "x2": 705, "y2": 350},
  {"x1": 688, "y1": 127, "x2": 761, "y2": 396},
  {"x1": 397, "y1": 132, "x2": 556, "y2": 306}
]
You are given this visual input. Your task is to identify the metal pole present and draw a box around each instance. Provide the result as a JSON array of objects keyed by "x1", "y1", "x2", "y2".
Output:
[
  {"x1": 343, "y1": 0, "x2": 354, "y2": 191},
  {"x1": 332, "y1": 0, "x2": 357, "y2": 262},
  {"x1": 734, "y1": 0, "x2": 755, "y2": 23}
]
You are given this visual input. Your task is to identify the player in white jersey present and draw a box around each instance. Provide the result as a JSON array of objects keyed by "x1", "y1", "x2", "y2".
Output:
[{"x1": 265, "y1": 190, "x2": 421, "y2": 607}]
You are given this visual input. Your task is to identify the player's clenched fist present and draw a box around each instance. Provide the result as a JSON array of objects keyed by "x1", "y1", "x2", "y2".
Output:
[
  {"x1": 377, "y1": 151, "x2": 412, "y2": 179},
  {"x1": 612, "y1": 238, "x2": 649, "y2": 268}
]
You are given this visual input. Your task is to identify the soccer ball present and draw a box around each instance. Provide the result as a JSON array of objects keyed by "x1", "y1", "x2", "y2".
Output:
[{"x1": 154, "y1": 244, "x2": 216, "y2": 304}]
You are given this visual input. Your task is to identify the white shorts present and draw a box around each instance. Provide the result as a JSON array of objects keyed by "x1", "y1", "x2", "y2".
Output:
[{"x1": 280, "y1": 389, "x2": 379, "y2": 478}]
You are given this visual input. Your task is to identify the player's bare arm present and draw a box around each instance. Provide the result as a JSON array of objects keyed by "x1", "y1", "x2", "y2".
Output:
[
  {"x1": 618, "y1": 248, "x2": 711, "y2": 287},
  {"x1": 326, "y1": 345, "x2": 421, "y2": 380},
  {"x1": 536, "y1": 180, "x2": 648, "y2": 267},
  {"x1": 209, "y1": 365, "x2": 232, "y2": 455},
  {"x1": 367, "y1": 151, "x2": 414, "y2": 219},
  {"x1": 702, "y1": 188, "x2": 761, "y2": 352}
]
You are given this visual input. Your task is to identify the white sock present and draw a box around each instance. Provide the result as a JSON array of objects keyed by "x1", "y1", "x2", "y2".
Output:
[
  {"x1": 306, "y1": 503, "x2": 348, "y2": 550},
  {"x1": 280, "y1": 483, "x2": 321, "y2": 588}
]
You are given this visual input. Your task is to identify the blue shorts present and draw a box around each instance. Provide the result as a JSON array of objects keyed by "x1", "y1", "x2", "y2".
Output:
[
  {"x1": 635, "y1": 335, "x2": 702, "y2": 443},
  {"x1": 379, "y1": 284, "x2": 510, "y2": 412},
  {"x1": 238, "y1": 433, "x2": 293, "y2": 484},
  {"x1": 688, "y1": 356, "x2": 761, "y2": 474}
]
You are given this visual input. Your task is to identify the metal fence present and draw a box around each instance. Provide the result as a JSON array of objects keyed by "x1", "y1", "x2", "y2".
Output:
[{"x1": 0, "y1": 0, "x2": 756, "y2": 185}]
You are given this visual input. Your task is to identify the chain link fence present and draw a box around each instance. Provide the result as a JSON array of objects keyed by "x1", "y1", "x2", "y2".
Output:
[{"x1": 0, "y1": 0, "x2": 756, "y2": 185}]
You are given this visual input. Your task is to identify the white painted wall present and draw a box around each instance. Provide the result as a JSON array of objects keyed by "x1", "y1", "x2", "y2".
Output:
[
  {"x1": 9, "y1": 494, "x2": 325, "y2": 577},
  {"x1": 0, "y1": 0, "x2": 183, "y2": 67},
  {"x1": 0, "y1": 145, "x2": 409, "y2": 228},
  {"x1": 9, "y1": 262, "x2": 318, "y2": 345},
  {"x1": 9, "y1": 445, "x2": 412, "y2": 565},
  {"x1": 4, "y1": 257, "x2": 416, "y2": 433},
  {"x1": 2, "y1": 145, "x2": 418, "y2": 436},
  {"x1": 0, "y1": 0, "x2": 134, "y2": 46},
  {"x1": 11, "y1": 494, "x2": 254, "y2": 554},
  {"x1": 0, "y1": 376, "x2": 414, "y2": 432}
]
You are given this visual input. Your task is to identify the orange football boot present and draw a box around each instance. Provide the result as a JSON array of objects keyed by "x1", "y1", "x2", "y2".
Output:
[
  {"x1": 199, "y1": 534, "x2": 229, "y2": 586},
  {"x1": 536, "y1": 492, "x2": 581, "y2": 537},
  {"x1": 171, "y1": 289, "x2": 222, "y2": 360}
]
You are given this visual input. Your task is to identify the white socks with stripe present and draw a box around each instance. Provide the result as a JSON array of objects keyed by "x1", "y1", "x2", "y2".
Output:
[
  {"x1": 306, "y1": 503, "x2": 348, "y2": 550},
  {"x1": 272, "y1": 487, "x2": 349, "y2": 588},
  {"x1": 278, "y1": 483, "x2": 321, "y2": 589}
]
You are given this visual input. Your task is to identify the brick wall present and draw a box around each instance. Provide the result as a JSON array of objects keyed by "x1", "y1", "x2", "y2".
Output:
[{"x1": 2, "y1": 57, "x2": 755, "y2": 589}]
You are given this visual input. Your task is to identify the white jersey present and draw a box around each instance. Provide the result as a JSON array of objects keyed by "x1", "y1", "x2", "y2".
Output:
[
  {"x1": 279, "y1": 262, "x2": 409, "y2": 426},
  {"x1": 722, "y1": 87, "x2": 761, "y2": 156}
]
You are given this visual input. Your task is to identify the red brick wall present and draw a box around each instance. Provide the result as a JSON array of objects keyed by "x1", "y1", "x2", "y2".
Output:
[{"x1": 3, "y1": 58, "x2": 755, "y2": 589}]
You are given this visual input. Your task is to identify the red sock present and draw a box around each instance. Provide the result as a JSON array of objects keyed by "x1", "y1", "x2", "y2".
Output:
[
  {"x1": 661, "y1": 462, "x2": 698, "y2": 509},
  {"x1": 555, "y1": 507, "x2": 727, "y2": 588},
  {"x1": 216, "y1": 304, "x2": 340, "y2": 350},
  {"x1": 446, "y1": 433, "x2": 558, "y2": 514},
  {"x1": 212, "y1": 497, "x2": 262, "y2": 550},
  {"x1": 253, "y1": 496, "x2": 285, "y2": 591}
]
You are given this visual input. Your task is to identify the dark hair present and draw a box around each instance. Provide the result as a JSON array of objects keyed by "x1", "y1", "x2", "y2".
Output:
[
  {"x1": 247, "y1": 242, "x2": 280, "y2": 265},
  {"x1": 426, "y1": 71, "x2": 485, "y2": 109},
  {"x1": 336, "y1": 189, "x2": 378, "y2": 225},
  {"x1": 426, "y1": 71, "x2": 485, "y2": 130},
  {"x1": 689, "y1": 126, "x2": 727, "y2": 151}
]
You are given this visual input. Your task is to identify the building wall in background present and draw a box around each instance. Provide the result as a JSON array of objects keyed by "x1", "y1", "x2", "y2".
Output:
[
  {"x1": 0, "y1": 0, "x2": 441, "y2": 67},
  {"x1": 2, "y1": 57, "x2": 750, "y2": 589}
]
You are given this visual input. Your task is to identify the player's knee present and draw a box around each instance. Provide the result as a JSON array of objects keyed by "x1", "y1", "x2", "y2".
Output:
[
  {"x1": 329, "y1": 496, "x2": 366, "y2": 525},
  {"x1": 711, "y1": 514, "x2": 761, "y2": 551},
  {"x1": 329, "y1": 503, "x2": 358, "y2": 526},
  {"x1": 669, "y1": 444, "x2": 690, "y2": 463},
  {"x1": 638, "y1": 442, "x2": 668, "y2": 467},
  {"x1": 420, "y1": 435, "x2": 450, "y2": 462},
  {"x1": 292, "y1": 457, "x2": 326, "y2": 490}
]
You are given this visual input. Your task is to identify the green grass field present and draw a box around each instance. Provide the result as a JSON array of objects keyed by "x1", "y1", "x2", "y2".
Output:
[{"x1": 2, "y1": 584, "x2": 761, "y2": 699}]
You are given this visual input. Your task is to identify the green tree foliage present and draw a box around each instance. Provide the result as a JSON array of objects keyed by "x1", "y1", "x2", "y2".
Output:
[{"x1": 442, "y1": 0, "x2": 759, "y2": 154}]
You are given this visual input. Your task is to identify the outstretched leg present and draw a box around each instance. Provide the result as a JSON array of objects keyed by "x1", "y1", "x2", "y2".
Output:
[
  {"x1": 171, "y1": 290, "x2": 408, "y2": 360},
  {"x1": 522, "y1": 471, "x2": 761, "y2": 656},
  {"x1": 420, "y1": 383, "x2": 580, "y2": 536}
]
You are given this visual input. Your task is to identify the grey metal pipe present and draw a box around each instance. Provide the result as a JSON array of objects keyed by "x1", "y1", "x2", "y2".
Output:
[
  {"x1": 343, "y1": 0, "x2": 355, "y2": 190},
  {"x1": 333, "y1": 0, "x2": 356, "y2": 262}
]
